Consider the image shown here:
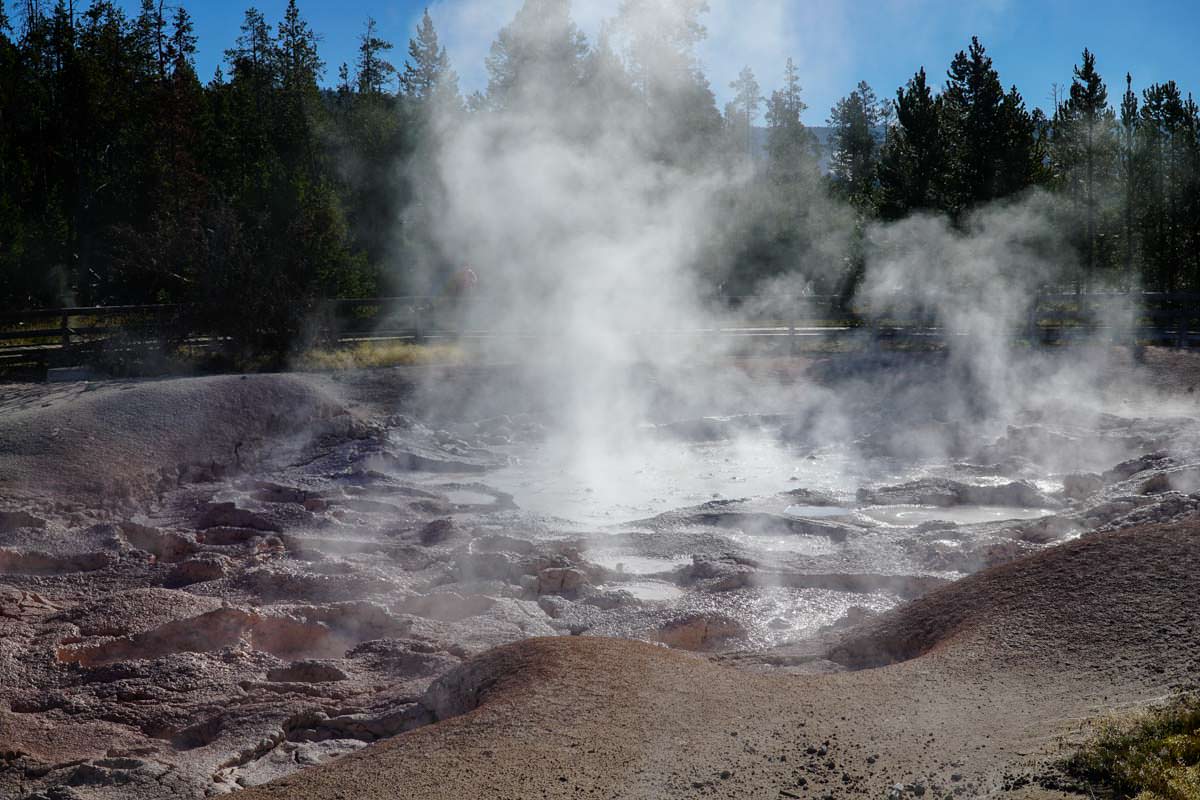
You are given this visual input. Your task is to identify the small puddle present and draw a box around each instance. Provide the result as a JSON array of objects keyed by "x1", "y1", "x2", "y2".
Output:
[
  {"x1": 723, "y1": 531, "x2": 839, "y2": 556},
  {"x1": 602, "y1": 581, "x2": 685, "y2": 602},
  {"x1": 857, "y1": 504, "x2": 1056, "y2": 527},
  {"x1": 443, "y1": 489, "x2": 496, "y2": 506},
  {"x1": 589, "y1": 553, "x2": 692, "y2": 575}
]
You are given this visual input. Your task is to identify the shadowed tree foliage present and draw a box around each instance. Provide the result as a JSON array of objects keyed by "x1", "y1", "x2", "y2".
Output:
[
  {"x1": 726, "y1": 65, "x2": 762, "y2": 158},
  {"x1": 829, "y1": 80, "x2": 882, "y2": 208},
  {"x1": 355, "y1": 17, "x2": 394, "y2": 96},
  {"x1": 0, "y1": 3, "x2": 1199, "y2": 355},
  {"x1": 616, "y1": 0, "x2": 722, "y2": 167},
  {"x1": 400, "y1": 7, "x2": 459, "y2": 109},
  {"x1": 1136, "y1": 81, "x2": 1200, "y2": 291},
  {"x1": 1118, "y1": 73, "x2": 1140, "y2": 280},
  {"x1": 939, "y1": 37, "x2": 1045, "y2": 215},
  {"x1": 878, "y1": 67, "x2": 945, "y2": 219},
  {"x1": 1052, "y1": 48, "x2": 1115, "y2": 284},
  {"x1": 485, "y1": 0, "x2": 587, "y2": 111}
]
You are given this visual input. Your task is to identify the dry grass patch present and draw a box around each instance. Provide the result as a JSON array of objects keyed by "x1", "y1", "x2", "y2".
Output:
[
  {"x1": 1065, "y1": 695, "x2": 1200, "y2": 800},
  {"x1": 298, "y1": 341, "x2": 467, "y2": 371}
]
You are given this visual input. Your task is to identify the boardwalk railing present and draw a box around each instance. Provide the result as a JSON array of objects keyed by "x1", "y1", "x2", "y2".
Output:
[{"x1": 1, "y1": 292, "x2": 1197, "y2": 372}]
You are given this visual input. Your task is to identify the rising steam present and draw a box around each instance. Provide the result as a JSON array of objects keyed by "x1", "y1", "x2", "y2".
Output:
[{"x1": 407, "y1": 0, "x2": 1145, "y2": 519}]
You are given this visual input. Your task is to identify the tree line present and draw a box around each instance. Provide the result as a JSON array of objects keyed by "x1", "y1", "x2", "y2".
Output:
[
  {"x1": 0, "y1": 0, "x2": 1197, "y2": 359},
  {"x1": 822, "y1": 40, "x2": 1200, "y2": 296}
]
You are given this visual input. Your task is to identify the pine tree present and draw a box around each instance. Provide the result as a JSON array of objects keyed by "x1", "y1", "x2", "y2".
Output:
[
  {"x1": 1181, "y1": 93, "x2": 1200, "y2": 288},
  {"x1": 877, "y1": 67, "x2": 944, "y2": 218},
  {"x1": 615, "y1": 0, "x2": 721, "y2": 165},
  {"x1": 131, "y1": 0, "x2": 168, "y2": 82},
  {"x1": 1138, "y1": 83, "x2": 1200, "y2": 290},
  {"x1": 1053, "y1": 49, "x2": 1115, "y2": 284},
  {"x1": 1118, "y1": 74, "x2": 1139, "y2": 279},
  {"x1": 225, "y1": 8, "x2": 275, "y2": 103},
  {"x1": 828, "y1": 81, "x2": 881, "y2": 207},
  {"x1": 764, "y1": 58, "x2": 816, "y2": 181},
  {"x1": 580, "y1": 25, "x2": 635, "y2": 118},
  {"x1": 276, "y1": 0, "x2": 322, "y2": 92},
  {"x1": 996, "y1": 84, "x2": 1045, "y2": 196},
  {"x1": 400, "y1": 8, "x2": 457, "y2": 106},
  {"x1": 355, "y1": 17, "x2": 394, "y2": 96},
  {"x1": 273, "y1": 0, "x2": 323, "y2": 177},
  {"x1": 728, "y1": 66, "x2": 762, "y2": 158},
  {"x1": 485, "y1": 0, "x2": 587, "y2": 110},
  {"x1": 940, "y1": 37, "x2": 1041, "y2": 213}
]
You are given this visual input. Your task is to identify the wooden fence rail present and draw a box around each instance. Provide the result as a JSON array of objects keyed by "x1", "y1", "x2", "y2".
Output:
[{"x1": 0, "y1": 292, "x2": 1196, "y2": 374}]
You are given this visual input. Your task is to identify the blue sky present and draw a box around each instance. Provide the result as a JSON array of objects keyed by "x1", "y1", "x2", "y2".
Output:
[{"x1": 102, "y1": 0, "x2": 1200, "y2": 124}]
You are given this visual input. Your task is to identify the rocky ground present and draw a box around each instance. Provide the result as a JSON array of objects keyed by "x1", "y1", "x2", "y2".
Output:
[{"x1": 0, "y1": 347, "x2": 1197, "y2": 799}]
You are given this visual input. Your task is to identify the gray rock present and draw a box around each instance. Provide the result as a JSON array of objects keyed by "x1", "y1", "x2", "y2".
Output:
[
  {"x1": 266, "y1": 660, "x2": 349, "y2": 683},
  {"x1": 536, "y1": 567, "x2": 589, "y2": 596},
  {"x1": 165, "y1": 554, "x2": 231, "y2": 587}
]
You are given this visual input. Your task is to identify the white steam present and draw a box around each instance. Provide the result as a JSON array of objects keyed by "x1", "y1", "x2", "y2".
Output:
[{"x1": 409, "y1": 0, "x2": 1148, "y2": 521}]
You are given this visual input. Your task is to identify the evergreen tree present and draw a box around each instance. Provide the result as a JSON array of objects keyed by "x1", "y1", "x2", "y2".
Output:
[
  {"x1": 828, "y1": 81, "x2": 881, "y2": 207},
  {"x1": 1118, "y1": 73, "x2": 1139, "y2": 279},
  {"x1": 1137, "y1": 81, "x2": 1199, "y2": 290},
  {"x1": 764, "y1": 58, "x2": 816, "y2": 183},
  {"x1": 1052, "y1": 48, "x2": 1115, "y2": 284},
  {"x1": 580, "y1": 25, "x2": 636, "y2": 120},
  {"x1": 485, "y1": 0, "x2": 587, "y2": 110},
  {"x1": 615, "y1": 0, "x2": 722, "y2": 165},
  {"x1": 728, "y1": 65, "x2": 762, "y2": 158},
  {"x1": 275, "y1": 0, "x2": 322, "y2": 92},
  {"x1": 273, "y1": 0, "x2": 323, "y2": 177},
  {"x1": 940, "y1": 37, "x2": 1042, "y2": 214},
  {"x1": 724, "y1": 56, "x2": 831, "y2": 295},
  {"x1": 400, "y1": 8, "x2": 458, "y2": 107},
  {"x1": 996, "y1": 84, "x2": 1045, "y2": 195},
  {"x1": 878, "y1": 67, "x2": 945, "y2": 218},
  {"x1": 132, "y1": 0, "x2": 168, "y2": 83},
  {"x1": 355, "y1": 17, "x2": 394, "y2": 96}
]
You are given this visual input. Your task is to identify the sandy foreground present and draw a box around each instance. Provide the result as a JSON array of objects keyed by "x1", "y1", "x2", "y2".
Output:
[
  {"x1": 0, "y1": 349, "x2": 1197, "y2": 799},
  {"x1": 236, "y1": 516, "x2": 1199, "y2": 800}
]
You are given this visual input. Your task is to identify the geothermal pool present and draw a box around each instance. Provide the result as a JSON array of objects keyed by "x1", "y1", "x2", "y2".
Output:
[
  {"x1": 485, "y1": 432, "x2": 915, "y2": 526},
  {"x1": 403, "y1": 423, "x2": 1073, "y2": 649}
]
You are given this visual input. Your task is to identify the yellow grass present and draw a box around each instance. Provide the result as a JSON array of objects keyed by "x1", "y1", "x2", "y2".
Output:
[{"x1": 297, "y1": 341, "x2": 468, "y2": 370}]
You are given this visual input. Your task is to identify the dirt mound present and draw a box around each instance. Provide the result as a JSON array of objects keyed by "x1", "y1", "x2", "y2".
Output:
[
  {"x1": 0, "y1": 374, "x2": 343, "y2": 501},
  {"x1": 828, "y1": 518, "x2": 1200, "y2": 671},
  {"x1": 236, "y1": 515, "x2": 1200, "y2": 800}
]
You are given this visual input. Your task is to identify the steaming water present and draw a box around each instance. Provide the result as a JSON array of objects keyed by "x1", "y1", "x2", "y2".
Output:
[
  {"x1": 858, "y1": 505, "x2": 1056, "y2": 527},
  {"x1": 597, "y1": 580, "x2": 686, "y2": 602},
  {"x1": 682, "y1": 586, "x2": 902, "y2": 647},
  {"x1": 721, "y1": 530, "x2": 841, "y2": 557},
  {"x1": 488, "y1": 433, "x2": 913, "y2": 527},
  {"x1": 443, "y1": 489, "x2": 497, "y2": 506},
  {"x1": 424, "y1": 430, "x2": 1069, "y2": 646},
  {"x1": 587, "y1": 553, "x2": 694, "y2": 575}
]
